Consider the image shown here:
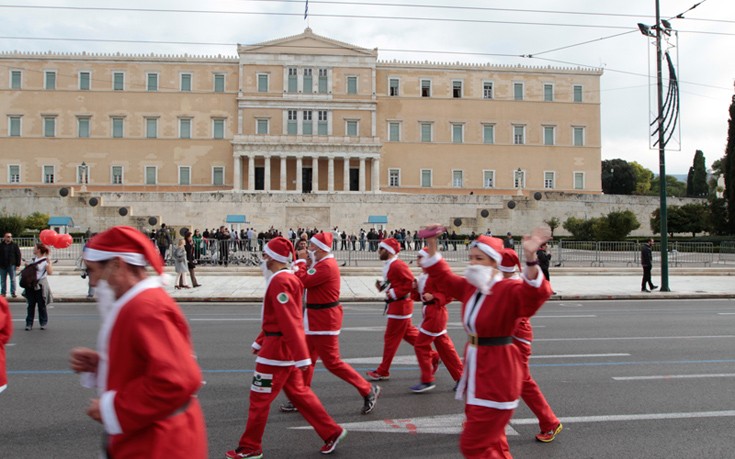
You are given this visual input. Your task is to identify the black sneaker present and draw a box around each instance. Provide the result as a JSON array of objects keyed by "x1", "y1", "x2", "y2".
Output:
[
  {"x1": 279, "y1": 400, "x2": 298, "y2": 412},
  {"x1": 651, "y1": 285, "x2": 659, "y2": 290},
  {"x1": 361, "y1": 385, "x2": 381, "y2": 414},
  {"x1": 641, "y1": 288, "x2": 651, "y2": 293}
]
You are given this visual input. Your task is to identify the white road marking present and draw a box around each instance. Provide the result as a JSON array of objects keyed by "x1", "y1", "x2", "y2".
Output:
[
  {"x1": 532, "y1": 353, "x2": 630, "y2": 359},
  {"x1": 341, "y1": 326, "x2": 389, "y2": 332},
  {"x1": 717, "y1": 313, "x2": 735, "y2": 315},
  {"x1": 343, "y1": 355, "x2": 418, "y2": 365},
  {"x1": 189, "y1": 318, "x2": 261, "y2": 321},
  {"x1": 536, "y1": 335, "x2": 735, "y2": 342},
  {"x1": 513, "y1": 410, "x2": 735, "y2": 425},
  {"x1": 613, "y1": 373, "x2": 735, "y2": 381},
  {"x1": 533, "y1": 314, "x2": 596, "y2": 318}
]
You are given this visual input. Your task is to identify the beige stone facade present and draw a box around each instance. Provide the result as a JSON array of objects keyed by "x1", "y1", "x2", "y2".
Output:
[{"x1": 0, "y1": 28, "x2": 602, "y2": 196}]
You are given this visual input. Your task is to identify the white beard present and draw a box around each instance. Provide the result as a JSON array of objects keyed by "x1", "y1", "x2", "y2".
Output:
[
  {"x1": 94, "y1": 280, "x2": 116, "y2": 322},
  {"x1": 308, "y1": 250, "x2": 317, "y2": 265},
  {"x1": 464, "y1": 264, "x2": 494, "y2": 294},
  {"x1": 260, "y1": 259, "x2": 273, "y2": 281}
]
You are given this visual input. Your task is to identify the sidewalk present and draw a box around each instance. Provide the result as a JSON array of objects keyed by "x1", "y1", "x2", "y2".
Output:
[{"x1": 6, "y1": 265, "x2": 732, "y2": 303}]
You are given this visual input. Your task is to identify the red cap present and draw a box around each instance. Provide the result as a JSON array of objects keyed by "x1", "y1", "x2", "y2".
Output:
[
  {"x1": 310, "y1": 232, "x2": 332, "y2": 252},
  {"x1": 83, "y1": 226, "x2": 164, "y2": 275},
  {"x1": 469, "y1": 235, "x2": 503, "y2": 263},
  {"x1": 264, "y1": 236, "x2": 296, "y2": 263},
  {"x1": 379, "y1": 238, "x2": 401, "y2": 255},
  {"x1": 499, "y1": 248, "x2": 521, "y2": 273}
]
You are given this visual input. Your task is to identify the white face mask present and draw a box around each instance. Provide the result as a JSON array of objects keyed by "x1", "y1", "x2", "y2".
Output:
[
  {"x1": 465, "y1": 264, "x2": 494, "y2": 294},
  {"x1": 260, "y1": 259, "x2": 273, "y2": 281},
  {"x1": 307, "y1": 250, "x2": 316, "y2": 264},
  {"x1": 95, "y1": 279, "x2": 117, "y2": 319}
]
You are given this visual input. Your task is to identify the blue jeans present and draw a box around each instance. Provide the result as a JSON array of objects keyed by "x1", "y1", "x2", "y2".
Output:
[{"x1": 0, "y1": 266, "x2": 17, "y2": 295}]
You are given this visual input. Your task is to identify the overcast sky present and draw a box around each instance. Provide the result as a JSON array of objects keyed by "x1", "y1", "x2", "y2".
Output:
[{"x1": 2, "y1": 0, "x2": 733, "y2": 175}]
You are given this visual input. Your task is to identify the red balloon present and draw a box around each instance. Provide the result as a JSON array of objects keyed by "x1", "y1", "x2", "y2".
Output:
[
  {"x1": 39, "y1": 229, "x2": 58, "y2": 246},
  {"x1": 54, "y1": 233, "x2": 73, "y2": 249}
]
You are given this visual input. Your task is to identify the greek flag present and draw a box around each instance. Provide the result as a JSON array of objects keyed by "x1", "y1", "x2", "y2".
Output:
[{"x1": 304, "y1": 0, "x2": 309, "y2": 19}]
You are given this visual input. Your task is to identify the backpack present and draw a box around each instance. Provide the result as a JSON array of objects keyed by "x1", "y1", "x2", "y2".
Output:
[
  {"x1": 19, "y1": 260, "x2": 41, "y2": 290},
  {"x1": 157, "y1": 230, "x2": 169, "y2": 246}
]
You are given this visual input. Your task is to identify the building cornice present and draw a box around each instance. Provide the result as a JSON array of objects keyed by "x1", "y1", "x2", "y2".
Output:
[{"x1": 0, "y1": 51, "x2": 237, "y2": 64}]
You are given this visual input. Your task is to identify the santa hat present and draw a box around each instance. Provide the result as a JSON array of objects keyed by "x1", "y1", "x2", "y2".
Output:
[
  {"x1": 379, "y1": 238, "x2": 400, "y2": 255},
  {"x1": 499, "y1": 248, "x2": 521, "y2": 273},
  {"x1": 264, "y1": 236, "x2": 295, "y2": 263},
  {"x1": 417, "y1": 247, "x2": 429, "y2": 258},
  {"x1": 469, "y1": 235, "x2": 503, "y2": 263},
  {"x1": 310, "y1": 232, "x2": 332, "y2": 252},
  {"x1": 83, "y1": 226, "x2": 164, "y2": 275}
]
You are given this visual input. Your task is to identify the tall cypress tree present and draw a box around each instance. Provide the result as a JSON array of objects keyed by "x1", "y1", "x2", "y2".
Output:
[
  {"x1": 725, "y1": 95, "x2": 735, "y2": 234},
  {"x1": 692, "y1": 150, "x2": 708, "y2": 197}
]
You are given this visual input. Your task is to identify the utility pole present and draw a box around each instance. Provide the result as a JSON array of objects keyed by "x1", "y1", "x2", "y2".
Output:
[{"x1": 655, "y1": 0, "x2": 670, "y2": 292}]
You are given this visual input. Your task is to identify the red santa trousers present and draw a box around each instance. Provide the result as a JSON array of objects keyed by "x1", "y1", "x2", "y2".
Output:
[
  {"x1": 514, "y1": 340, "x2": 559, "y2": 432},
  {"x1": 303, "y1": 334, "x2": 372, "y2": 397},
  {"x1": 376, "y1": 318, "x2": 419, "y2": 376},
  {"x1": 460, "y1": 404, "x2": 514, "y2": 459},
  {"x1": 415, "y1": 332, "x2": 463, "y2": 383},
  {"x1": 238, "y1": 363, "x2": 342, "y2": 451}
]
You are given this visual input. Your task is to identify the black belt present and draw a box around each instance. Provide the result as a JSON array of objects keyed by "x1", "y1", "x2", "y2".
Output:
[
  {"x1": 422, "y1": 300, "x2": 436, "y2": 306},
  {"x1": 385, "y1": 294, "x2": 410, "y2": 304},
  {"x1": 306, "y1": 301, "x2": 340, "y2": 310},
  {"x1": 468, "y1": 335, "x2": 512, "y2": 346},
  {"x1": 265, "y1": 331, "x2": 282, "y2": 337}
]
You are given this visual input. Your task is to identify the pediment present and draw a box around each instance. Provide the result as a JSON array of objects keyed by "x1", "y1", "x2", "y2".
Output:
[{"x1": 239, "y1": 28, "x2": 377, "y2": 57}]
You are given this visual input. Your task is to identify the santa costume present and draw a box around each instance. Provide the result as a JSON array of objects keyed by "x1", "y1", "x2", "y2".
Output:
[
  {"x1": 0, "y1": 296, "x2": 12, "y2": 394},
  {"x1": 420, "y1": 235, "x2": 552, "y2": 458},
  {"x1": 82, "y1": 226, "x2": 207, "y2": 459}
]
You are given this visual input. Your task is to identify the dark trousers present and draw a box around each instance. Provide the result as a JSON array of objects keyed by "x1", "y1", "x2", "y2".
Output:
[
  {"x1": 26, "y1": 288, "x2": 48, "y2": 328},
  {"x1": 641, "y1": 266, "x2": 654, "y2": 289}
]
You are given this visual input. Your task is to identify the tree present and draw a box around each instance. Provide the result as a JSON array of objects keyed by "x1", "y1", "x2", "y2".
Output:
[
  {"x1": 593, "y1": 210, "x2": 640, "y2": 241},
  {"x1": 630, "y1": 161, "x2": 654, "y2": 195},
  {"x1": 543, "y1": 217, "x2": 560, "y2": 237},
  {"x1": 725, "y1": 94, "x2": 735, "y2": 234},
  {"x1": 24, "y1": 212, "x2": 49, "y2": 232},
  {"x1": 686, "y1": 150, "x2": 708, "y2": 197},
  {"x1": 708, "y1": 197, "x2": 729, "y2": 235},
  {"x1": 0, "y1": 214, "x2": 25, "y2": 236},
  {"x1": 678, "y1": 203, "x2": 710, "y2": 237},
  {"x1": 649, "y1": 175, "x2": 687, "y2": 198},
  {"x1": 562, "y1": 217, "x2": 596, "y2": 241},
  {"x1": 601, "y1": 159, "x2": 637, "y2": 195}
]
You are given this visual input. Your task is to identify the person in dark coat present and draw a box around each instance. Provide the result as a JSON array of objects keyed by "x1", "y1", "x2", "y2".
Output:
[
  {"x1": 0, "y1": 233, "x2": 22, "y2": 298},
  {"x1": 640, "y1": 238, "x2": 658, "y2": 292}
]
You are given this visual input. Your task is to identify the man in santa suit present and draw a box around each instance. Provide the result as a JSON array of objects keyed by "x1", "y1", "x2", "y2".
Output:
[
  {"x1": 0, "y1": 296, "x2": 12, "y2": 395},
  {"x1": 69, "y1": 226, "x2": 207, "y2": 459},
  {"x1": 419, "y1": 226, "x2": 552, "y2": 459},
  {"x1": 283, "y1": 231, "x2": 380, "y2": 414},
  {"x1": 409, "y1": 247, "x2": 463, "y2": 393},
  {"x1": 499, "y1": 249, "x2": 562, "y2": 443},
  {"x1": 366, "y1": 238, "x2": 438, "y2": 381},
  {"x1": 226, "y1": 237, "x2": 346, "y2": 459}
]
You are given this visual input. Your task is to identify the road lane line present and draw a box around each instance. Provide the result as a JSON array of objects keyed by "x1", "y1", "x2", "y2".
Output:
[
  {"x1": 533, "y1": 315, "x2": 597, "y2": 318},
  {"x1": 512, "y1": 410, "x2": 735, "y2": 425},
  {"x1": 536, "y1": 335, "x2": 735, "y2": 342},
  {"x1": 613, "y1": 373, "x2": 735, "y2": 381},
  {"x1": 189, "y1": 318, "x2": 261, "y2": 321},
  {"x1": 532, "y1": 353, "x2": 630, "y2": 359}
]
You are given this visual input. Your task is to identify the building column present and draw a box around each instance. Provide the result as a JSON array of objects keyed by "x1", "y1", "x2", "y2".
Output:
[
  {"x1": 296, "y1": 157, "x2": 303, "y2": 193},
  {"x1": 359, "y1": 157, "x2": 366, "y2": 192},
  {"x1": 312, "y1": 156, "x2": 319, "y2": 193},
  {"x1": 233, "y1": 154, "x2": 242, "y2": 191},
  {"x1": 280, "y1": 156, "x2": 287, "y2": 191},
  {"x1": 327, "y1": 157, "x2": 334, "y2": 192},
  {"x1": 372, "y1": 157, "x2": 380, "y2": 192},
  {"x1": 264, "y1": 155, "x2": 271, "y2": 192},
  {"x1": 343, "y1": 157, "x2": 350, "y2": 191},
  {"x1": 248, "y1": 155, "x2": 255, "y2": 192}
]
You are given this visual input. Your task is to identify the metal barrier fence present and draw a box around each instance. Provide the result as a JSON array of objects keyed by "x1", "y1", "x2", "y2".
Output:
[
  {"x1": 14, "y1": 237, "x2": 86, "y2": 264},
  {"x1": 556, "y1": 241, "x2": 717, "y2": 267},
  {"x1": 719, "y1": 241, "x2": 735, "y2": 264}
]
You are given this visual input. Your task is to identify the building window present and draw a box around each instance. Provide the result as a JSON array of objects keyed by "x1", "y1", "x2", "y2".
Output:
[
  {"x1": 145, "y1": 117, "x2": 158, "y2": 139},
  {"x1": 452, "y1": 80, "x2": 463, "y2": 98},
  {"x1": 287, "y1": 68, "x2": 298, "y2": 93},
  {"x1": 10, "y1": 70, "x2": 22, "y2": 89},
  {"x1": 389, "y1": 78, "x2": 399, "y2": 96},
  {"x1": 256, "y1": 118, "x2": 269, "y2": 135},
  {"x1": 257, "y1": 74, "x2": 269, "y2": 93},
  {"x1": 147, "y1": 73, "x2": 158, "y2": 91},
  {"x1": 388, "y1": 122, "x2": 400, "y2": 142},
  {"x1": 79, "y1": 71, "x2": 91, "y2": 90},
  {"x1": 318, "y1": 68, "x2": 328, "y2": 93},
  {"x1": 513, "y1": 125, "x2": 525, "y2": 145},
  {"x1": 112, "y1": 166, "x2": 123, "y2": 185},
  {"x1": 179, "y1": 118, "x2": 192, "y2": 139},
  {"x1": 317, "y1": 110, "x2": 328, "y2": 135},
  {"x1": 303, "y1": 68, "x2": 313, "y2": 93},
  {"x1": 43, "y1": 116, "x2": 56, "y2": 137},
  {"x1": 8, "y1": 165, "x2": 20, "y2": 184},
  {"x1": 8, "y1": 116, "x2": 21, "y2": 137},
  {"x1": 113, "y1": 72, "x2": 124, "y2": 91},
  {"x1": 483, "y1": 124, "x2": 495, "y2": 144},
  {"x1": 77, "y1": 117, "x2": 90, "y2": 138},
  {"x1": 43, "y1": 165, "x2": 55, "y2": 184},
  {"x1": 388, "y1": 169, "x2": 400, "y2": 187},
  {"x1": 574, "y1": 171, "x2": 585, "y2": 189},
  {"x1": 346, "y1": 120, "x2": 358, "y2": 137},
  {"x1": 145, "y1": 166, "x2": 157, "y2": 185},
  {"x1": 420, "y1": 169, "x2": 432, "y2": 188},
  {"x1": 513, "y1": 82, "x2": 524, "y2": 101},
  {"x1": 302, "y1": 111, "x2": 313, "y2": 135},
  {"x1": 573, "y1": 127, "x2": 585, "y2": 146},
  {"x1": 214, "y1": 74, "x2": 225, "y2": 93},
  {"x1": 287, "y1": 110, "x2": 297, "y2": 135},
  {"x1": 544, "y1": 126, "x2": 555, "y2": 146},
  {"x1": 112, "y1": 117, "x2": 124, "y2": 138},
  {"x1": 452, "y1": 123, "x2": 464, "y2": 144},
  {"x1": 347, "y1": 76, "x2": 357, "y2": 95},
  {"x1": 544, "y1": 83, "x2": 554, "y2": 102},
  {"x1": 514, "y1": 170, "x2": 526, "y2": 188},
  {"x1": 483, "y1": 170, "x2": 495, "y2": 188},
  {"x1": 573, "y1": 85, "x2": 583, "y2": 102},
  {"x1": 483, "y1": 81, "x2": 493, "y2": 99},
  {"x1": 420, "y1": 122, "x2": 432, "y2": 142},
  {"x1": 212, "y1": 166, "x2": 224, "y2": 186},
  {"x1": 421, "y1": 79, "x2": 431, "y2": 97},
  {"x1": 544, "y1": 171, "x2": 555, "y2": 189},
  {"x1": 44, "y1": 71, "x2": 56, "y2": 90},
  {"x1": 179, "y1": 166, "x2": 191, "y2": 185},
  {"x1": 212, "y1": 118, "x2": 225, "y2": 139},
  {"x1": 180, "y1": 73, "x2": 192, "y2": 92},
  {"x1": 452, "y1": 170, "x2": 464, "y2": 188}
]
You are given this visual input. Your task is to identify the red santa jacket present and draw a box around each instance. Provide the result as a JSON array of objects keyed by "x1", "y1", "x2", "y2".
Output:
[
  {"x1": 252, "y1": 269, "x2": 312, "y2": 368},
  {"x1": 0, "y1": 296, "x2": 12, "y2": 394},
  {"x1": 411, "y1": 272, "x2": 452, "y2": 336},
  {"x1": 423, "y1": 255, "x2": 551, "y2": 410},
  {"x1": 101, "y1": 281, "x2": 207, "y2": 459},
  {"x1": 382, "y1": 256, "x2": 414, "y2": 318},
  {"x1": 293, "y1": 255, "x2": 343, "y2": 335}
]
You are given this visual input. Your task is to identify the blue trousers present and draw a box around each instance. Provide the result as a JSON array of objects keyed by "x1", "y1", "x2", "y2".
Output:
[{"x1": 0, "y1": 266, "x2": 17, "y2": 295}]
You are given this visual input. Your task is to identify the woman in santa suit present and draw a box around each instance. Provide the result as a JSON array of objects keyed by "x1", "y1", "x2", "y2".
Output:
[{"x1": 419, "y1": 224, "x2": 552, "y2": 459}]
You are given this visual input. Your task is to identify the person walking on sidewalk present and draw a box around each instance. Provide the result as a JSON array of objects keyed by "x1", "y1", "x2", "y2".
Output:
[
  {"x1": 419, "y1": 226, "x2": 552, "y2": 459},
  {"x1": 227, "y1": 237, "x2": 346, "y2": 459},
  {"x1": 641, "y1": 238, "x2": 658, "y2": 292},
  {"x1": 409, "y1": 247, "x2": 463, "y2": 393},
  {"x1": 0, "y1": 232, "x2": 22, "y2": 298},
  {"x1": 499, "y1": 249, "x2": 563, "y2": 443},
  {"x1": 173, "y1": 238, "x2": 191, "y2": 289},
  {"x1": 283, "y1": 232, "x2": 380, "y2": 414},
  {"x1": 366, "y1": 238, "x2": 437, "y2": 382},
  {"x1": 24, "y1": 243, "x2": 53, "y2": 331}
]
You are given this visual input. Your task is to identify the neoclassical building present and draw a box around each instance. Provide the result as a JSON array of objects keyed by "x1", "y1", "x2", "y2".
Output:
[{"x1": 0, "y1": 28, "x2": 603, "y2": 195}]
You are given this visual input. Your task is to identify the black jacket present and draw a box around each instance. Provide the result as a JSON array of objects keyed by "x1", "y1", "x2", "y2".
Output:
[
  {"x1": 641, "y1": 244, "x2": 653, "y2": 267},
  {"x1": 0, "y1": 241, "x2": 22, "y2": 268}
]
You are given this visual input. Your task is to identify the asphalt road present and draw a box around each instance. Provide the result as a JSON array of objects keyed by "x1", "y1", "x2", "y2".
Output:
[{"x1": 2, "y1": 299, "x2": 735, "y2": 458}]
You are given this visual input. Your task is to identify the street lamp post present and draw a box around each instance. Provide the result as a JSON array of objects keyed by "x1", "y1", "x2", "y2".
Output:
[{"x1": 80, "y1": 161, "x2": 88, "y2": 192}]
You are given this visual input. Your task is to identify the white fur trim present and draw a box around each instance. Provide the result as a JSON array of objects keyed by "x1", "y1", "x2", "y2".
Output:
[
  {"x1": 419, "y1": 327, "x2": 447, "y2": 337},
  {"x1": 498, "y1": 264, "x2": 516, "y2": 273},
  {"x1": 378, "y1": 241, "x2": 395, "y2": 254},
  {"x1": 471, "y1": 241, "x2": 502, "y2": 263},
  {"x1": 84, "y1": 248, "x2": 146, "y2": 266},
  {"x1": 521, "y1": 266, "x2": 544, "y2": 287},
  {"x1": 310, "y1": 236, "x2": 331, "y2": 252},
  {"x1": 386, "y1": 313, "x2": 413, "y2": 319},
  {"x1": 417, "y1": 249, "x2": 428, "y2": 258},
  {"x1": 251, "y1": 341, "x2": 262, "y2": 350},
  {"x1": 419, "y1": 252, "x2": 442, "y2": 268},
  {"x1": 100, "y1": 390, "x2": 123, "y2": 434},
  {"x1": 264, "y1": 244, "x2": 289, "y2": 263}
]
